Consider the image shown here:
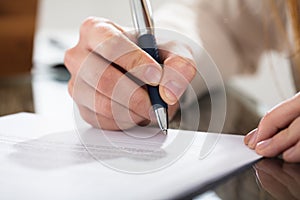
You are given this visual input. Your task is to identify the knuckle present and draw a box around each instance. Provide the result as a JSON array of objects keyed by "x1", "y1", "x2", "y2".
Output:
[
  {"x1": 130, "y1": 49, "x2": 148, "y2": 70},
  {"x1": 80, "y1": 17, "x2": 117, "y2": 49},
  {"x1": 259, "y1": 111, "x2": 272, "y2": 127},
  {"x1": 289, "y1": 117, "x2": 300, "y2": 135},
  {"x1": 67, "y1": 79, "x2": 74, "y2": 97},
  {"x1": 95, "y1": 23, "x2": 117, "y2": 39},
  {"x1": 64, "y1": 46, "x2": 82, "y2": 76},
  {"x1": 80, "y1": 17, "x2": 98, "y2": 37},
  {"x1": 64, "y1": 48, "x2": 75, "y2": 69},
  {"x1": 88, "y1": 24, "x2": 119, "y2": 52}
]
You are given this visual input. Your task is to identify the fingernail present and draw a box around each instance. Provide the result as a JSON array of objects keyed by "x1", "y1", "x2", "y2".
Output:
[
  {"x1": 163, "y1": 81, "x2": 183, "y2": 104},
  {"x1": 163, "y1": 87, "x2": 176, "y2": 105},
  {"x1": 144, "y1": 66, "x2": 161, "y2": 85},
  {"x1": 245, "y1": 129, "x2": 257, "y2": 145},
  {"x1": 248, "y1": 130, "x2": 258, "y2": 148},
  {"x1": 256, "y1": 138, "x2": 272, "y2": 151}
]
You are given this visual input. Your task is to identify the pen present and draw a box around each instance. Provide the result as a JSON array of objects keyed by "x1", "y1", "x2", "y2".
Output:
[{"x1": 130, "y1": 0, "x2": 168, "y2": 134}]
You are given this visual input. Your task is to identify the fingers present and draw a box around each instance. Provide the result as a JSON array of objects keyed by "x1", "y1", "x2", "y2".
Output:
[
  {"x1": 65, "y1": 17, "x2": 198, "y2": 130},
  {"x1": 282, "y1": 141, "x2": 300, "y2": 163},
  {"x1": 64, "y1": 44, "x2": 89, "y2": 76},
  {"x1": 70, "y1": 77, "x2": 147, "y2": 124},
  {"x1": 159, "y1": 42, "x2": 196, "y2": 105},
  {"x1": 67, "y1": 49, "x2": 153, "y2": 121},
  {"x1": 244, "y1": 93, "x2": 300, "y2": 163},
  {"x1": 69, "y1": 67, "x2": 151, "y2": 123},
  {"x1": 255, "y1": 126, "x2": 297, "y2": 157},
  {"x1": 253, "y1": 94, "x2": 300, "y2": 146},
  {"x1": 77, "y1": 105, "x2": 135, "y2": 130},
  {"x1": 78, "y1": 17, "x2": 162, "y2": 85},
  {"x1": 253, "y1": 116, "x2": 300, "y2": 162}
]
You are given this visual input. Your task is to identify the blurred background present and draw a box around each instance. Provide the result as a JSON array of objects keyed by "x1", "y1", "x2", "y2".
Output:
[{"x1": 0, "y1": 0, "x2": 296, "y2": 129}]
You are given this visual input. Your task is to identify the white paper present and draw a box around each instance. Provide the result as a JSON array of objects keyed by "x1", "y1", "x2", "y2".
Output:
[{"x1": 0, "y1": 113, "x2": 261, "y2": 199}]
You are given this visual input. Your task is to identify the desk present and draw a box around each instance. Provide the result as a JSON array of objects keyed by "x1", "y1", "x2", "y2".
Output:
[{"x1": 0, "y1": 75, "x2": 299, "y2": 200}]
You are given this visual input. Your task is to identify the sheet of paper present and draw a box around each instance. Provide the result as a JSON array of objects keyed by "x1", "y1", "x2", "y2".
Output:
[{"x1": 0, "y1": 113, "x2": 261, "y2": 199}]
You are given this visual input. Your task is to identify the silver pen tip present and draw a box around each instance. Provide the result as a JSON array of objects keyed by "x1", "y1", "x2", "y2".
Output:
[{"x1": 154, "y1": 107, "x2": 168, "y2": 134}]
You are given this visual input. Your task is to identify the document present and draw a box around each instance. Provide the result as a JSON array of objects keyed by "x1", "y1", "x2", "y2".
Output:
[{"x1": 0, "y1": 113, "x2": 261, "y2": 199}]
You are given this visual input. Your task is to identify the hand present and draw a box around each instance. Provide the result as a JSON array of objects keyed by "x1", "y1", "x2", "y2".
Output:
[
  {"x1": 254, "y1": 159, "x2": 300, "y2": 199},
  {"x1": 244, "y1": 92, "x2": 300, "y2": 163},
  {"x1": 64, "y1": 17, "x2": 196, "y2": 130}
]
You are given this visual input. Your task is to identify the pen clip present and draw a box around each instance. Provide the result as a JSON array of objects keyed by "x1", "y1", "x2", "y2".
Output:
[{"x1": 130, "y1": 0, "x2": 154, "y2": 36}]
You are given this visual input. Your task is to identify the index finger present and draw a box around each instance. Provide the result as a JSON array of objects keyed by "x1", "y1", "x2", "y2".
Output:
[{"x1": 79, "y1": 17, "x2": 162, "y2": 85}]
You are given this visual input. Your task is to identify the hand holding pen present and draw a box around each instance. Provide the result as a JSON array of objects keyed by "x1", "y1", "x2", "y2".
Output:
[{"x1": 64, "y1": 3, "x2": 196, "y2": 131}]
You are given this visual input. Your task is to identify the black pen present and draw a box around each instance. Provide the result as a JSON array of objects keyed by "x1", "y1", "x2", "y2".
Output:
[{"x1": 130, "y1": 0, "x2": 168, "y2": 134}]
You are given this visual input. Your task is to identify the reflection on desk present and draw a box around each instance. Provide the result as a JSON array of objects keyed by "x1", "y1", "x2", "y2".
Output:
[
  {"x1": 194, "y1": 158, "x2": 300, "y2": 200},
  {"x1": 255, "y1": 158, "x2": 300, "y2": 200}
]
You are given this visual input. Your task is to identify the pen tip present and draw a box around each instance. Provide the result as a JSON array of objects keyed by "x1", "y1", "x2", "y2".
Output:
[{"x1": 162, "y1": 129, "x2": 168, "y2": 135}]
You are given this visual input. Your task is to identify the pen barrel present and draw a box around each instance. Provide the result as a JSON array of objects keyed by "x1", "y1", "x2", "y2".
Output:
[
  {"x1": 147, "y1": 85, "x2": 167, "y2": 110},
  {"x1": 138, "y1": 34, "x2": 160, "y2": 62},
  {"x1": 138, "y1": 34, "x2": 168, "y2": 109}
]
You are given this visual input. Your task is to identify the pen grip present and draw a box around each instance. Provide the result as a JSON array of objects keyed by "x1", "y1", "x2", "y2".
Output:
[{"x1": 138, "y1": 34, "x2": 167, "y2": 109}]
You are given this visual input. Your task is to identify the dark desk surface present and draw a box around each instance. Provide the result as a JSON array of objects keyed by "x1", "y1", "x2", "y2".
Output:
[{"x1": 0, "y1": 75, "x2": 299, "y2": 200}]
